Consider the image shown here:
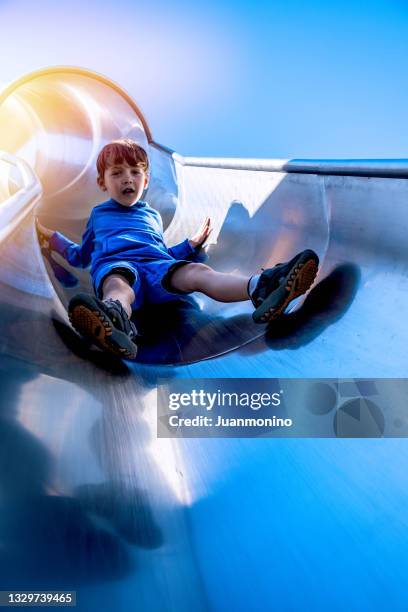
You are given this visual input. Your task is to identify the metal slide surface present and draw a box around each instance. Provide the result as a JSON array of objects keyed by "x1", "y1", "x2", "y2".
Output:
[{"x1": 1, "y1": 68, "x2": 408, "y2": 611}]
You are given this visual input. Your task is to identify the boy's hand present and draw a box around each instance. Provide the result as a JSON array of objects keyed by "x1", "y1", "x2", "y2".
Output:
[
  {"x1": 36, "y1": 218, "x2": 54, "y2": 248},
  {"x1": 189, "y1": 217, "x2": 212, "y2": 249}
]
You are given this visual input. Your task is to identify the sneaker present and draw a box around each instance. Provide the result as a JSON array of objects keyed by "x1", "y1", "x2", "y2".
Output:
[
  {"x1": 68, "y1": 293, "x2": 138, "y2": 359},
  {"x1": 251, "y1": 249, "x2": 319, "y2": 323}
]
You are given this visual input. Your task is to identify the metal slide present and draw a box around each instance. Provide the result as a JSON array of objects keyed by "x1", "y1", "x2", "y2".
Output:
[{"x1": 1, "y1": 67, "x2": 408, "y2": 611}]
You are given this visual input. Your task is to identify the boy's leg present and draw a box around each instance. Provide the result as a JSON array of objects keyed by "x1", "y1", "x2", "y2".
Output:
[
  {"x1": 101, "y1": 273, "x2": 135, "y2": 317},
  {"x1": 169, "y1": 250, "x2": 319, "y2": 323},
  {"x1": 169, "y1": 263, "x2": 249, "y2": 302}
]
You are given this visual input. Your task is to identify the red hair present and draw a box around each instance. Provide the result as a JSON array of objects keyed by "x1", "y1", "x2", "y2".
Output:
[{"x1": 97, "y1": 139, "x2": 149, "y2": 181}]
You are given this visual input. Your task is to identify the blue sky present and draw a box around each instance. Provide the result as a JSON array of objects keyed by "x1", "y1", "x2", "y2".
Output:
[{"x1": 0, "y1": 0, "x2": 407, "y2": 158}]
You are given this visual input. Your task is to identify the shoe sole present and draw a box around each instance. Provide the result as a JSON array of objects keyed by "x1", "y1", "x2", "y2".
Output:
[
  {"x1": 252, "y1": 251, "x2": 319, "y2": 324},
  {"x1": 68, "y1": 294, "x2": 137, "y2": 360}
]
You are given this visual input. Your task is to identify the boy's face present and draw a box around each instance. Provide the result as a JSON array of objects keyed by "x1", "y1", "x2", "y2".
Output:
[{"x1": 99, "y1": 161, "x2": 149, "y2": 207}]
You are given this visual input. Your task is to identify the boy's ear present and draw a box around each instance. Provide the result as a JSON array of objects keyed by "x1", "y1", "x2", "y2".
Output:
[{"x1": 97, "y1": 176, "x2": 106, "y2": 191}]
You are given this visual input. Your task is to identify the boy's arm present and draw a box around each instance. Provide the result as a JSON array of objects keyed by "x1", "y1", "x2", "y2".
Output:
[
  {"x1": 168, "y1": 239, "x2": 208, "y2": 262},
  {"x1": 167, "y1": 238, "x2": 197, "y2": 260},
  {"x1": 48, "y1": 215, "x2": 95, "y2": 268}
]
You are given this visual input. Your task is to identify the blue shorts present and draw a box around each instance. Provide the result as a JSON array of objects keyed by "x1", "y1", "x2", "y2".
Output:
[{"x1": 92, "y1": 258, "x2": 192, "y2": 310}]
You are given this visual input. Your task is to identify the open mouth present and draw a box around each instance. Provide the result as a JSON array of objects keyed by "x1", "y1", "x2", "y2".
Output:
[{"x1": 121, "y1": 187, "x2": 135, "y2": 195}]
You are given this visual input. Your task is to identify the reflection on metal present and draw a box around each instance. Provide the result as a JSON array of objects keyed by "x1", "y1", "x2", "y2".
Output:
[
  {"x1": 0, "y1": 151, "x2": 41, "y2": 242},
  {"x1": 0, "y1": 66, "x2": 408, "y2": 610}
]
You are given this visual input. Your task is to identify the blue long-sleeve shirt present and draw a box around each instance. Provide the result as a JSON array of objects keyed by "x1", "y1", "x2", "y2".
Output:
[{"x1": 49, "y1": 198, "x2": 198, "y2": 276}]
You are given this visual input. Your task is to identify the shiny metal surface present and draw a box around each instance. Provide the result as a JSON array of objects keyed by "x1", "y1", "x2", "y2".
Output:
[
  {"x1": 0, "y1": 152, "x2": 41, "y2": 242},
  {"x1": 182, "y1": 155, "x2": 408, "y2": 178},
  {"x1": 1, "y1": 67, "x2": 408, "y2": 610}
]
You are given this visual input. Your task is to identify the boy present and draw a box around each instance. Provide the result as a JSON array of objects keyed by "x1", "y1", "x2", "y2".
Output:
[{"x1": 37, "y1": 139, "x2": 319, "y2": 360}]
